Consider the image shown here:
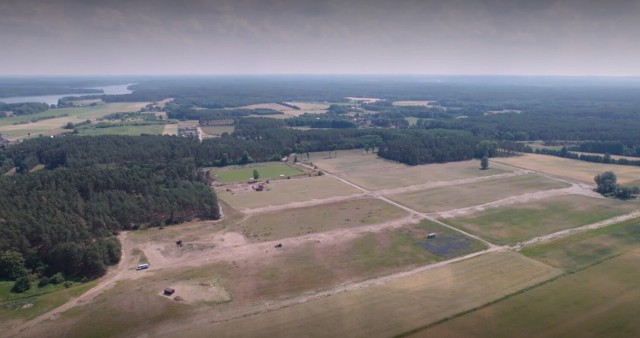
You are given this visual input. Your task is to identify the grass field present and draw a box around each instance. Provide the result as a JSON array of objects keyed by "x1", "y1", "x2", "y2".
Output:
[
  {"x1": 211, "y1": 162, "x2": 304, "y2": 183},
  {"x1": 78, "y1": 124, "x2": 165, "y2": 136},
  {"x1": 493, "y1": 153, "x2": 640, "y2": 184},
  {"x1": 231, "y1": 197, "x2": 408, "y2": 241},
  {"x1": 447, "y1": 195, "x2": 640, "y2": 245},
  {"x1": 0, "y1": 281, "x2": 96, "y2": 325},
  {"x1": 0, "y1": 102, "x2": 149, "y2": 140},
  {"x1": 154, "y1": 252, "x2": 560, "y2": 338},
  {"x1": 218, "y1": 175, "x2": 362, "y2": 210},
  {"x1": 522, "y1": 217, "x2": 640, "y2": 272},
  {"x1": 414, "y1": 250, "x2": 640, "y2": 338},
  {"x1": 387, "y1": 174, "x2": 569, "y2": 212},
  {"x1": 309, "y1": 151, "x2": 512, "y2": 190}
]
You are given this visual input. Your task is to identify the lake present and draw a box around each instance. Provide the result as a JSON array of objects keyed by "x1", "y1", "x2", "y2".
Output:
[{"x1": 0, "y1": 84, "x2": 134, "y2": 105}]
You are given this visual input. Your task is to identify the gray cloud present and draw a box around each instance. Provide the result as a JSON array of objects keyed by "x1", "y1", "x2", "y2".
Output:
[{"x1": 1, "y1": 0, "x2": 639, "y2": 75}]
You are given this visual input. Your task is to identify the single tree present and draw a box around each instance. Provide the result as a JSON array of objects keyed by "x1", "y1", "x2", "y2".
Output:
[
  {"x1": 0, "y1": 250, "x2": 28, "y2": 280},
  {"x1": 594, "y1": 171, "x2": 617, "y2": 195},
  {"x1": 480, "y1": 156, "x2": 489, "y2": 170},
  {"x1": 253, "y1": 169, "x2": 260, "y2": 180}
]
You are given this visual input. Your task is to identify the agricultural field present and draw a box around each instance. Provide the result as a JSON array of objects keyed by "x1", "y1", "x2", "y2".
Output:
[
  {"x1": 9, "y1": 149, "x2": 640, "y2": 338},
  {"x1": 147, "y1": 252, "x2": 560, "y2": 338},
  {"x1": 0, "y1": 102, "x2": 149, "y2": 140},
  {"x1": 77, "y1": 124, "x2": 166, "y2": 136},
  {"x1": 392, "y1": 100, "x2": 434, "y2": 106},
  {"x1": 199, "y1": 125, "x2": 234, "y2": 138},
  {"x1": 210, "y1": 162, "x2": 304, "y2": 184},
  {"x1": 522, "y1": 217, "x2": 640, "y2": 272},
  {"x1": 387, "y1": 174, "x2": 570, "y2": 213},
  {"x1": 230, "y1": 197, "x2": 409, "y2": 241},
  {"x1": 414, "y1": 250, "x2": 640, "y2": 338},
  {"x1": 162, "y1": 123, "x2": 178, "y2": 135},
  {"x1": 493, "y1": 153, "x2": 640, "y2": 184},
  {"x1": 310, "y1": 151, "x2": 513, "y2": 190},
  {"x1": 446, "y1": 194, "x2": 640, "y2": 245},
  {"x1": 217, "y1": 175, "x2": 362, "y2": 210}
]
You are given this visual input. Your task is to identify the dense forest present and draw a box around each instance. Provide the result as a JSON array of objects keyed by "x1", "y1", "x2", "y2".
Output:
[{"x1": 0, "y1": 136, "x2": 220, "y2": 285}]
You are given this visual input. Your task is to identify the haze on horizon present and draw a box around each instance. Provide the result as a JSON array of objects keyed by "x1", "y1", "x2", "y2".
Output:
[{"x1": 1, "y1": 0, "x2": 639, "y2": 77}]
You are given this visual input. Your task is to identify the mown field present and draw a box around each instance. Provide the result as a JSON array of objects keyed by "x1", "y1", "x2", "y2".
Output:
[
  {"x1": 231, "y1": 197, "x2": 409, "y2": 241},
  {"x1": 493, "y1": 153, "x2": 640, "y2": 184},
  {"x1": 211, "y1": 162, "x2": 304, "y2": 183},
  {"x1": 151, "y1": 252, "x2": 560, "y2": 338},
  {"x1": 446, "y1": 195, "x2": 639, "y2": 245},
  {"x1": 310, "y1": 151, "x2": 512, "y2": 190},
  {"x1": 387, "y1": 174, "x2": 569, "y2": 212},
  {"x1": 217, "y1": 175, "x2": 361, "y2": 210},
  {"x1": 413, "y1": 250, "x2": 640, "y2": 338}
]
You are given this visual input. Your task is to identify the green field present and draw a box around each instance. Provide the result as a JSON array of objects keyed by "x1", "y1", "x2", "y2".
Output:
[
  {"x1": 78, "y1": 124, "x2": 166, "y2": 136},
  {"x1": 153, "y1": 252, "x2": 560, "y2": 338},
  {"x1": 387, "y1": 174, "x2": 569, "y2": 212},
  {"x1": 522, "y1": 217, "x2": 640, "y2": 272},
  {"x1": 211, "y1": 162, "x2": 304, "y2": 183},
  {"x1": 414, "y1": 250, "x2": 640, "y2": 338},
  {"x1": 233, "y1": 197, "x2": 408, "y2": 241},
  {"x1": 446, "y1": 195, "x2": 639, "y2": 245},
  {"x1": 0, "y1": 281, "x2": 96, "y2": 324}
]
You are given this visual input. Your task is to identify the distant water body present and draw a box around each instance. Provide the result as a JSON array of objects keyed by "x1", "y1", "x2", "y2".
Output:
[{"x1": 0, "y1": 83, "x2": 134, "y2": 105}]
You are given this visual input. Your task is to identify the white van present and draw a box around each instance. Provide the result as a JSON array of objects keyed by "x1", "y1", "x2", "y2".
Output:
[{"x1": 136, "y1": 263, "x2": 149, "y2": 270}]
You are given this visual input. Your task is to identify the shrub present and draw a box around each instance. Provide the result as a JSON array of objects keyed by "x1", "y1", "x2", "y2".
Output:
[
  {"x1": 38, "y1": 277, "x2": 50, "y2": 288},
  {"x1": 11, "y1": 276, "x2": 31, "y2": 293},
  {"x1": 50, "y1": 272, "x2": 65, "y2": 284}
]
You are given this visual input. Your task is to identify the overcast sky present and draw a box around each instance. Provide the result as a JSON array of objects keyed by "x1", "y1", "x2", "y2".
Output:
[{"x1": 1, "y1": 0, "x2": 639, "y2": 76}]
